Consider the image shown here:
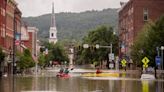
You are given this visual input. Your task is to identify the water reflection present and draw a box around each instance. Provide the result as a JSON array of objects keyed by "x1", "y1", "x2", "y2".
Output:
[{"x1": 0, "y1": 76, "x2": 164, "y2": 92}]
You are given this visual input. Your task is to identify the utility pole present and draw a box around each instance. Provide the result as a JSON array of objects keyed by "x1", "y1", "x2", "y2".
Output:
[
  {"x1": 110, "y1": 44, "x2": 112, "y2": 54},
  {"x1": 161, "y1": 46, "x2": 164, "y2": 70}
]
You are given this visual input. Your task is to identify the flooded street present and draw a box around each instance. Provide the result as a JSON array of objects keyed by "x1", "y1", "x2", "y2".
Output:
[{"x1": 0, "y1": 71, "x2": 164, "y2": 92}]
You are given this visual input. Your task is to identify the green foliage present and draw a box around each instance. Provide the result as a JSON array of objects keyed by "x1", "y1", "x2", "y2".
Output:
[
  {"x1": 131, "y1": 16, "x2": 164, "y2": 67},
  {"x1": 17, "y1": 49, "x2": 35, "y2": 69},
  {"x1": 76, "y1": 26, "x2": 119, "y2": 64},
  {"x1": 22, "y1": 8, "x2": 118, "y2": 41},
  {"x1": 0, "y1": 47, "x2": 5, "y2": 62},
  {"x1": 38, "y1": 53, "x2": 46, "y2": 67},
  {"x1": 42, "y1": 42, "x2": 69, "y2": 65}
]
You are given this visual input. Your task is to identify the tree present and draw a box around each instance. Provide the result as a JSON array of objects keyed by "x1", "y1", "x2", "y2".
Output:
[
  {"x1": 131, "y1": 16, "x2": 164, "y2": 67},
  {"x1": 49, "y1": 43, "x2": 69, "y2": 64},
  {"x1": 42, "y1": 42, "x2": 69, "y2": 65},
  {"x1": 38, "y1": 53, "x2": 46, "y2": 68},
  {"x1": 77, "y1": 25, "x2": 119, "y2": 64},
  {"x1": 17, "y1": 49, "x2": 35, "y2": 70}
]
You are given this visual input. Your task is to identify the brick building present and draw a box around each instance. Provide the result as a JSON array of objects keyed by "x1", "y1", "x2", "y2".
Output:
[
  {"x1": 0, "y1": 0, "x2": 6, "y2": 48},
  {"x1": 118, "y1": 0, "x2": 164, "y2": 57},
  {"x1": 6, "y1": 0, "x2": 21, "y2": 51},
  {"x1": 0, "y1": 0, "x2": 22, "y2": 75}
]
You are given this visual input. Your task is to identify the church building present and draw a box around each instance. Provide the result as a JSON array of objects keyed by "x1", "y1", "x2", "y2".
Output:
[{"x1": 49, "y1": 2, "x2": 58, "y2": 44}]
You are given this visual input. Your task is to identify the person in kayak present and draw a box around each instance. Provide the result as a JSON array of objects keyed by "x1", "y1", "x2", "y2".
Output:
[
  {"x1": 64, "y1": 67, "x2": 69, "y2": 74},
  {"x1": 96, "y1": 68, "x2": 102, "y2": 74},
  {"x1": 57, "y1": 67, "x2": 64, "y2": 77}
]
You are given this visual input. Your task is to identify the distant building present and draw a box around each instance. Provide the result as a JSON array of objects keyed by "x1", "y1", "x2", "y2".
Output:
[
  {"x1": 20, "y1": 22, "x2": 29, "y2": 51},
  {"x1": 21, "y1": 25, "x2": 39, "y2": 62},
  {"x1": 27, "y1": 27, "x2": 39, "y2": 58},
  {"x1": 118, "y1": 0, "x2": 164, "y2": 57},
  {"x1": 49, "y1": 2, "x2": 58, "y2": 44}
]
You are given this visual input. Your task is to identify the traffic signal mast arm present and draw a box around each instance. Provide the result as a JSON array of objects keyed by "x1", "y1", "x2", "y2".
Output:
[{"x1": 83, "y1": 44, "x2": 113, "y2": 54}]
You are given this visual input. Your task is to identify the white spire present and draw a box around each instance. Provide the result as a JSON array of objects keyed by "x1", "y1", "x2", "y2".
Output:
[
  {"x1": 51, "y1": 2, "x2": 56, "y2": 27},
  {"x1": 49, "y1": 2, "x2": 58, "y2": 44}
]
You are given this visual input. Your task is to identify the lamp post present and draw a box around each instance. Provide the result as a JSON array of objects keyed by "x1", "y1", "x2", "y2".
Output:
[{"x1": 13, "y1": 10, "x2": 16, "y2": 75}]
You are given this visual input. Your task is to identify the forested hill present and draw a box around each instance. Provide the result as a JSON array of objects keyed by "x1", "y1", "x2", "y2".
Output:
[{"x1": 22, "y1": 8, "x2": 118, "y2": 41}]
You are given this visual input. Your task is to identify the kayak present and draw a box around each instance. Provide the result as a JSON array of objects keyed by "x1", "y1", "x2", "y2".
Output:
[
  {"x1": 81, "y1": 73, "x2": 119, "y2": 77},
  {"x1": 56, "y1": 73, "x2": 71, "y2": 78}
]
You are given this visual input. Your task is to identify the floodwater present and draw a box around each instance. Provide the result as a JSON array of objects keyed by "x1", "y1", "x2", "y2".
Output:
[{"x1": 0, "y1": 72, "x2": 164, "y2": 92}]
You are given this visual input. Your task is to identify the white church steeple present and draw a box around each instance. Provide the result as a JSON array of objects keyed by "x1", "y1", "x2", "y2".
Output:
[{"x1": 49, "y1": 2, "x2": 57, "y2": 44}]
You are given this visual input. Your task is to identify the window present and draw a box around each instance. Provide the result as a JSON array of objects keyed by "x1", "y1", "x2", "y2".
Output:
[
  {"x1": 0, "y1": 8, "x2": 2, "y2": 15},
  {"x1": 0, "y1": 24, "x2": 5, "y2": 37},
  {"x1": 143, "y1": 8, "x2": 148, "y2": 21},
  {"x1": 2, "y1": 24, "x2": 5, "y2": 37},
  {"x1": 0, "y1": 8, "x2": 5, "y2": 16},
  {"x1": 51, "y1": 33, "x2": 54, "y2": 37}
]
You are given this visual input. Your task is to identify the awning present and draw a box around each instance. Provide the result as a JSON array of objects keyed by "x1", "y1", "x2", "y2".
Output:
[{"x1": 21, "y1": 44, "x2": 27, "y2": 49}]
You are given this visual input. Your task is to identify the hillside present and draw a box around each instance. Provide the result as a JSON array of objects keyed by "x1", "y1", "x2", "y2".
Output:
[{"x1": 22, "y1": 8, "x2": 118, "y2": 41}]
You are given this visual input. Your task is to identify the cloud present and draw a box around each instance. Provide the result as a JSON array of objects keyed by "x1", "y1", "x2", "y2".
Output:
[{"x1": 16, "y1": 0, "x2": 129, "y2": 17}]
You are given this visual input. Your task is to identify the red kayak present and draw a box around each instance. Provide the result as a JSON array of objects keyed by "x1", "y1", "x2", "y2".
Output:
[{"x1": 56, "y1": 73, "x2": 71, "y2": 78}]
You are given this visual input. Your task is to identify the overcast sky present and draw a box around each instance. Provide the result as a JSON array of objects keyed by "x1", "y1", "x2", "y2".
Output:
[{"x1": 15, "y1": 0, "x2": 129, "y2": 17}]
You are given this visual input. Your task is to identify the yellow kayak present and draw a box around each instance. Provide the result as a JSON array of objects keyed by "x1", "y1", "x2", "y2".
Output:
[{"x1": 81, "y1": 73, "x2": 120, "y2": 77}]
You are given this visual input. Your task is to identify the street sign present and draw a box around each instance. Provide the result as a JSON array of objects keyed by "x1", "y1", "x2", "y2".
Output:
[
  {"x1": 109, "y1": 63, "x2": 114, "y2": 69},
  {"x1": 143, "y1": 64, "x2": 148, "y2": 68},
  {"x1": 142, "y1": 57, "x2": 150, "y2": 64},
  {"x1": 121, "y1": 59, "x2": 127, "y2": 67},
  {"x1": 15, "y1": 40, "x2": 20, "y2": 45},
  {"x1": 109, "y1": 53, "x2": 114, "y2": 61},
  {"x1": 121, "y1": 44, "x2": 125, "y2": 53},
  {"x1": 45, "y1": 48, "x2": 48, "y2": 55},
  {"x1": 15, "y1": 33, "x2": 21, "y2": 46},
  {"x1": 142, "y1": 57, "x2": 150, "y2": 68},
  {"x1": 155, "y1": 56, "x2": 161, "y2": 66}
]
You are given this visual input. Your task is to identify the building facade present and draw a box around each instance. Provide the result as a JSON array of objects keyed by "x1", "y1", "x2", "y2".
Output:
[
  {"x1": 118, "y1": 0, "x2": 164, "y2": 57},
  {"x1": 0, "y1": 0, "x2": 22, "y2": 75},
  {"x1": 27, "y1": 27, "x2": 38, "y2": 59},
  {"x1": 20, "y1": 23, "x2": 29, "y2": 51},
  {"x1": 0, "y1": 0, "x2": 6, "y2": 48}
]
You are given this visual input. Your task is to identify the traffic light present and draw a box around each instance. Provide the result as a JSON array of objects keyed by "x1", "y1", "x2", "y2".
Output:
[
  {"x1": 40, "y1": 47, "x2": 45, "y2": 53},
  {"x1": 90, "y1": 45, "x2": 96, "y2": 51},
  {"x1": 77, "y1": 45, "x2": 82, "y2": 51}
]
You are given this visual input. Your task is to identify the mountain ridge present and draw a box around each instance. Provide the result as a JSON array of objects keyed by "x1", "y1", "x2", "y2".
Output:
[{"x1": 22, "y1": 8, "x2": 118, "y2": 41}]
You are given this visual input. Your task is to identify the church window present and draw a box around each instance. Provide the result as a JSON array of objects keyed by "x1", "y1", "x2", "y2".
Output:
[{"x1": 51, "y1": 33, "x2": 54, "y2": 37}]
